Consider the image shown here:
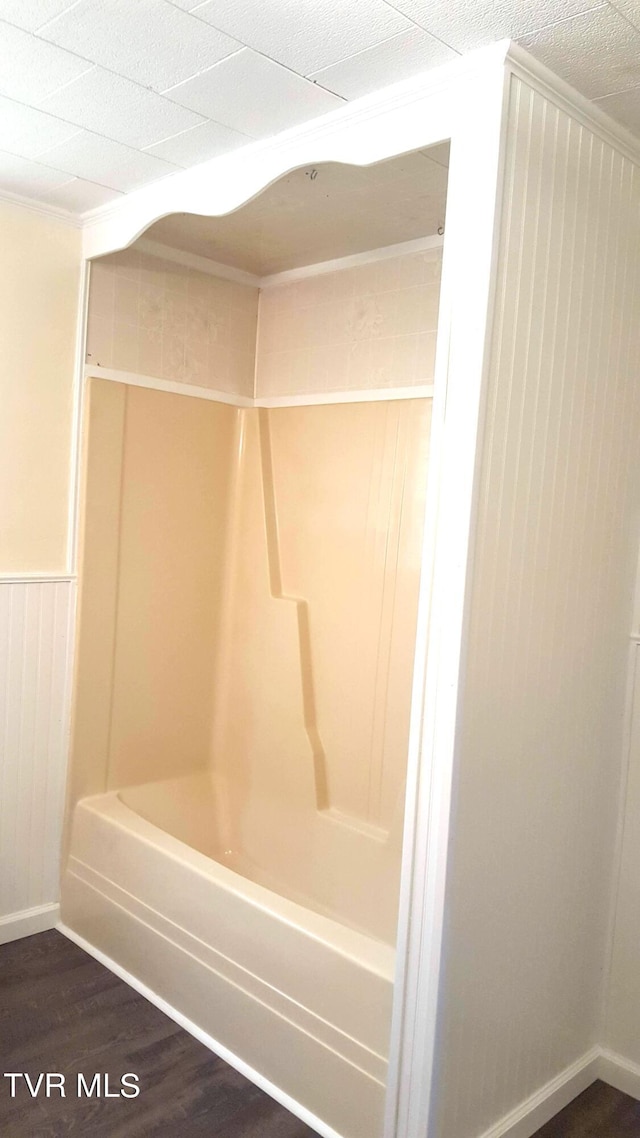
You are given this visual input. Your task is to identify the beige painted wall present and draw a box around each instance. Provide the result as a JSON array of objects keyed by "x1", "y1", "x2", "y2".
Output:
[{"x1": 0, "y1": 202, "x2": 81, "y2": 573}]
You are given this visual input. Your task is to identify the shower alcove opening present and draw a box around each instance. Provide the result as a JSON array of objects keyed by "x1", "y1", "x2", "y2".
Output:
[{"x1": 63, "y1": 148, "x2": 450, "y2": 1138}]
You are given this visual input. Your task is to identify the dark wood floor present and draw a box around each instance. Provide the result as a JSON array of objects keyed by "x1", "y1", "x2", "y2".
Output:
[
  {"x1": 3, "y1": 932, "x2": 640, "y2": 1138},
  {"x1": 531, "y1": 1080, "x2": 640, "y2": 1137},
  {"x1": 0, "y1": 929, "x2": 316, "y2": 1138}
]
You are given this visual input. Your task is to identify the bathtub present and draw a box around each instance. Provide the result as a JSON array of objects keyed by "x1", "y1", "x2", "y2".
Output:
[{"x1": 61, "y1": 776, "x2": 395, "y2": 1138}]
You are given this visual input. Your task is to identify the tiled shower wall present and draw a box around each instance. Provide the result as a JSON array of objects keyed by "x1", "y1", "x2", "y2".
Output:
[
  {"x1": 255, "y1": 247, "x2": 442, "y2": 397},
  {"x1": 86, "y1": 245, "x2": 442, "y2": 399},
  {"x1": 86, "y1": 247, "x2": 259, "y2": 397}
]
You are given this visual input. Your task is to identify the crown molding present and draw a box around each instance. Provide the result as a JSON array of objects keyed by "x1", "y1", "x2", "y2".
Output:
[
  {"x1": 0, "y1": 186, "x2": 81, "y2": 227},
  {"x1": 504, "y1": 41, "x2": 640, "y2": 167}
]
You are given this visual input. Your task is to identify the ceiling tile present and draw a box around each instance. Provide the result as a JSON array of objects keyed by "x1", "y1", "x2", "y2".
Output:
[
  {"x1": 0, "y1": 0, "x2": 81, "y2": 32},
  {"x1": 518, "y1": 6, "x2": 640, "y2": 99},
  {"x1": 34, "y1": 130, "x2": 180, "y2": 191},
  {"x1": 0, "y1": 18, "x2": 93, "y2": 102},
  {"x1": 310, "y1": 27, "x2": 458, "y2": 99},
  {"x1": 39, "y1": 176, "x2": 124, "y2": 212},
  {"x1": 383, "y1": 0, "x2": 608, "y2": 49},
  {"x1": 594, "y1": 84, "x2": 640, "y2": 133},
  {"x1": 0, "y1": 149, "x2": 75, "y2": 196},
  {"x1": 166, "y1": 0, "x2": 203, "y2": 9},
  {"x1": 0, "y1": 96, "x2": 81, "y2": 157},
  {"x1": 185, "y1": 0, "x2": 412, "y2": 74},
  {"x1": 609, "y1": 0, "x2": 640, "y2": 31},
  {"x1": 38, "y1": 67, "x2": 205, "y2": 149},
  {"x1": 165, "y1": 49, "x2": 343, "y2": 137},
  {"x1": 144, "y1": 119, "x2": 251, "y2": 166},
  {"x1": 40, "y1": 0, "x2": 242, "y2": 93}
]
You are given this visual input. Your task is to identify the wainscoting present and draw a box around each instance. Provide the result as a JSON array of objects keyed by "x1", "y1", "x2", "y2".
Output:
[{"x1": 0, "y1": 578, "x2": 75, "y2": 943}]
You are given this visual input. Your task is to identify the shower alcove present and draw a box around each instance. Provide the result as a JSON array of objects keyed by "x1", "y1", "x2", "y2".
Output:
[
  {"x1": 61, "y1": 40, "x2": 640, "y2": 1138},
  {"x1": 64, "y1": 147, "x2": 449, "y2": 1138}
]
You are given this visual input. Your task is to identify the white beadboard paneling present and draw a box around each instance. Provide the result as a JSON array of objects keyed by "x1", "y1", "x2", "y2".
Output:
[
  {"x1": 39, "y1": 68, "x2": 205, "y2": 151},
  {"x1": 40, "y1": 0, "x2": 242, "y2": 94},
  {"x1": 189, "y1": 0, "x2": 412, "y2": 75},
  {"x1": 436, "y1": 77, "x2": 640, "y2": 1138},
  {"x1": 165, "y1": 50, "x2": 344, "y2": 138},
  {"x1": 0, "y1": 580, "x2": 75, "y2": 926}
]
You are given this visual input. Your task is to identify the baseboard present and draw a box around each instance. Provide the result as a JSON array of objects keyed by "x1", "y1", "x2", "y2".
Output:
[
  {"x1": 0, "y1": 902, "x2": 60, "y2": 945},
  {"x1": 598, "y1": 1048, "x2": 640, "y2": 1102},
  {"x1": 476, "y1": 1047, "x2": 601, "y2": 1138},
  {"x1": 57, "y1": 922, "x2": 343, "y2": 1138}
]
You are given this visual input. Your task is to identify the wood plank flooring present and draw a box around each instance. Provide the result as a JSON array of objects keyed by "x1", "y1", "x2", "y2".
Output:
[
  {"x1": 531, "y1": 1080, "x2": 640, "y2": 1137},
  {"x1": 0, "y1": 929, "x2": 316, "y2": 1138},
  {"x1": 3, "y1": 931, "x2": 640, "y2": 1137}
]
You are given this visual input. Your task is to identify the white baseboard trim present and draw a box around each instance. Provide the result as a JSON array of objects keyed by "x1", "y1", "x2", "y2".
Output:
[
  {"x1": 476, "y1": 1047, "x2": 601, "y2": 1138},
  {"x1": 57, "y1": 922, "x2": 343, "y2": 1138},
  {"x1": 0, "y1": 902, "x2": 60, "y2": 945},
  {"x1": 598, "y1": 1048, "x2": 640, "y2": 1102}
]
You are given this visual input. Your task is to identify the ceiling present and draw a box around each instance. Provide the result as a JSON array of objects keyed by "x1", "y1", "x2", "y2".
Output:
[
  {"x1": 0, "y1": 0, "x2": 639, "y2": 219},
  {"x1": 146, "y1": 144, "x2": 450, "y2": 275}
]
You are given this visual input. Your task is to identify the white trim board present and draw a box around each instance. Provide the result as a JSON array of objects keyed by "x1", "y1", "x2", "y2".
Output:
[
  {"x1": 58, "y1": 923, "x2": 343, "y2": 1138},
  {"x1": 131, "y1": 234, "x2": 444, "y2": 290},
  {"x1": 0, "y1": 903, "x2": 60, "y2": 945},
  {"x1": 0, "y1": 574, "x2": 75, "y2": 584},
  {"x1": 85, "y1": 366, "x2": 434, "y2": 407},
  {"x1": 599, "y1": 1049, "x2": 640, "y2": 1103}
]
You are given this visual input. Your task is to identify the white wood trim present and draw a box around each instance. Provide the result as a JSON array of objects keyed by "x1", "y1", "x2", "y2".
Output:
[
  {"x1": 477, "y1": 1049, "x2": 601, "y2": 1138},
  {"x1": 0, "y1": 904, "x2": 60, "y2": 945},
  {"x1": 67, "y1": 259, "x2": 91, "y2": 577},
  {"x1": 85, "y1": 366, "x2": 433, "y2": 407},
  {"x1": 0, "y1": 187, "x2": 79, "y2": 227},
  {"x1": 80, "y1": 44, "x2": 509, "y2": 258},
  {"x1": 256, "y1": 236, "x2": 444, "y2": 289},
  {"x1": 135, "y1": 238, "x2": 262, "y2": 287},
  {"x1": 505, "y1": 44, "x2": 640, "y2": 168},
  {"x1": 84, "y1": 366, "x2": 255, "y2": 406},
  {"x1": 599, "y1": 1049, "x2": 640, "y2": 1102},
  {"x1": 382, "y1": 62, "x2": 510, "y2": 1138},
  {"x1": 256, "y1": 386, "x2": 434, "y2": 407},
  {"x1": 58, "y1": 922, "x2": 346, "y2": 1138},
  {"x1": 0, "y1": 575, "x2": 75, "y2": 584}
]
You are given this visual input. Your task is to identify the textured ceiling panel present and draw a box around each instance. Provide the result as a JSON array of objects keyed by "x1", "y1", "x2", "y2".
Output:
[
  {"x1": 0, "y1": 149, "x2": 76, "y2": 194},
  {"x1": 35, "y1": 130, "x2": 180, "y2": 192},
  {"x1": 0, "y1": 0, "x2": 81, "y2": 32},
  {"x1": 595, "y1": 84, "x2": 640, "y2": 132},
  {"x1": 144, "y1": 119, "x2": 251, "y2": 166},
  {"x1": 383, "y1": 0, "x2": 609, "y2": 48},
  {"x1": 39, "y1": 67, "x2": 205, "y2": 149},
  {"x1": 39, "y1": 0, "x2": 242, "y2": 92},
  {"x1": 0, "y1": 97, "x2": 80, "y2": 158},
  {"x1": 311, "y1": 26, "x2": 458, "y2": 99},
  {"x1": 0, "y1": 19, "x2": 92, "y2": 102},
  {"x1": 189, "y1": 0, "x2": 413, "y2": 74},
  {"x1": 166, "y1": 49, "x2": 343, "y2": 136},
  {"x1": 519, "y1": 6, "x2": 640, "y2": 99},
  {"x1": 0, "y1": 0, "x2": 638, "y2": 216},
  {"x1": 39, "y1": 176, "x2": 123, "y2": 211}
]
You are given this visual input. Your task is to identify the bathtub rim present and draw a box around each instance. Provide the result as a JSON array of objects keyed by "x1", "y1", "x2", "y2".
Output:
[{"x1": 78, "y1": 789, "x2": 395, "y2": 981}]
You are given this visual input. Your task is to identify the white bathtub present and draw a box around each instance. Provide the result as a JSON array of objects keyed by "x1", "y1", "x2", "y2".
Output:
[{"x1": 62, "y1": 783, "x2": 395, "y2": 1138}]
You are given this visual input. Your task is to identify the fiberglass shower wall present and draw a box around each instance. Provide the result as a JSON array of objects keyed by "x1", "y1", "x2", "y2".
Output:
[{"x1": 71, "y1": 240, "x2": 441, "y2": 943}]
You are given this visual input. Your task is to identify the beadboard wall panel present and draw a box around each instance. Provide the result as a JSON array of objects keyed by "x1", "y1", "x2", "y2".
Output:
[
  {"x1": 435, "y1": 77, "x2": 640, "y2": 1138},
  {"x1": 0, "y1": 580, "x2": 75, "y2": 939}
]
